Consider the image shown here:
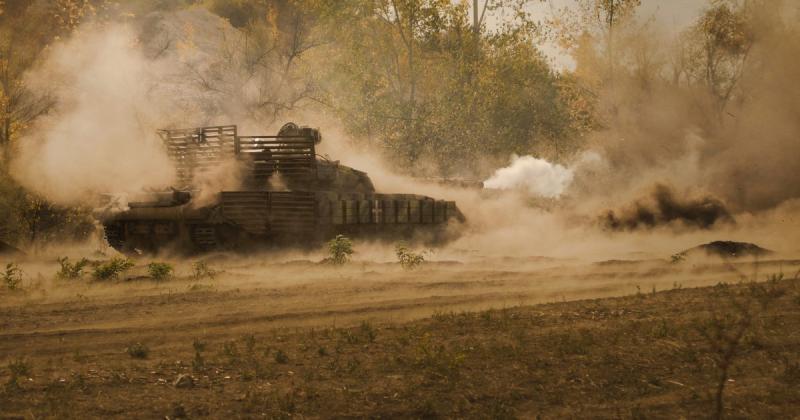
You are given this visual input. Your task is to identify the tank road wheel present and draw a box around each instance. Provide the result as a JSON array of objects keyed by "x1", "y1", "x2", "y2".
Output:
[
  {"x1": 188, "y1": 224, "x2": 249, "y2": 253},
  {"x1": 103, "y1": 221, "x2": 185, "y2": 255}
]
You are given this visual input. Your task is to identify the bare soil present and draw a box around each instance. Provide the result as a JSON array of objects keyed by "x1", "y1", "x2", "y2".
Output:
[{"x1": 0, "y1": 256, "x2": 798, "y2": 418}]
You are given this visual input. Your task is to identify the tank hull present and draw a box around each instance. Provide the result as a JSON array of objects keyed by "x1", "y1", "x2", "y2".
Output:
[
  {"x1": 99, "y1": 123, "x2": 466, "y2": 254},
  {"x1": 101, "y1": 190, "x2": 464, "y2": 254}
]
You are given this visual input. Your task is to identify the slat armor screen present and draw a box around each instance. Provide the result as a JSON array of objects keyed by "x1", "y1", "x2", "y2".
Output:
[
  {"x1": 237, "y1": 135, "x2": 317, "y2": 184},
  {"x1": 159, "y1": 125, "x2": 237, "y2": 187},
  {"x1": 159, "y1": 125, "x2": 317, "y2": 188}
]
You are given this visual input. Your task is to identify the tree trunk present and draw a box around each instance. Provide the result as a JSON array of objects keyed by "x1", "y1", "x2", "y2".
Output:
[
  {"x1": 2, "y1": 117, "x2": 10, "y2": 166},
  {"x1": 473, "y1": 0, "x2": 479, "y2": 34}
]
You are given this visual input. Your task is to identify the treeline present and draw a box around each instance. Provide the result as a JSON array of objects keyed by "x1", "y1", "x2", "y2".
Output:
[
  {"x1": 154, "y1": 0, "x2": 593, "y2": 175},
  {"x1": 0, "y1": 0, "x2": 100, "y2": 249},
  {"x1": 0, "y1": 0, "x2": 796, "y2": 248}
]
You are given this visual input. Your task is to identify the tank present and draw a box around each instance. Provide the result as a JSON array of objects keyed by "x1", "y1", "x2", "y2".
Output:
[{"x1": 96, "y1": 123, "x2": 465, "y2": 254}]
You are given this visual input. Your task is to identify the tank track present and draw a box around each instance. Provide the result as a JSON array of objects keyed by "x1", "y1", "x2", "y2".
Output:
[{"x1": 103, "y1": 223, "x2": 125, "y2": 251}]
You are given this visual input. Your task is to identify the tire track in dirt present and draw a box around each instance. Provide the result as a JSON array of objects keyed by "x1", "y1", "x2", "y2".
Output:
[{"x1": 2, "y1": 258, "x2": 789, "y2": 361}]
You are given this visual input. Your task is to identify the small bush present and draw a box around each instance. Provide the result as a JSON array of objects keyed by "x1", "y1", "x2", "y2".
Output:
[
  {"x1": 395, "y1": 242, "x2": 425, "y2": 270},
  {"x1": 93, "y1": 257, "x2": 134, "y2": 281},
  {"x1": 126, "y1": 342, "x2": 149, "y2": 359},
  {"x1": 191, "y1": 261, "x2": 218, "y2": 280},
  {"x1": 670, "y1": 253, "x2": 686, "y2": 264},
  {"x1": 5, "y1": 358, "x2": 31, "y2": 393},
  {"x1": 780, "y1": 358, "x2": 800, "y2": 385},
  {"x1": 192, "y1": 339, "x2": 206, "y2": 371},
  {"x1": 3, "y1": 263, "x2": 23, "y2": 290},
  {"x1": 693, "y1": 277, "x2": 786, "y2": 420},
  {"x1": 325, "y1": 234, "x2": 353, "y2": 265},
  {"x1": 243, "y1": 334, "x2": 256, "y2": 353},
  {"x1": 57, "y1": 257, "x2": 90, "y2": 280},
  {"x1": 360, "y1": 321, "x2": 377, "y2": 342},
  {"x1": 274, "y1": 349, "x2": 289, "y2": 364},
  {"x1": 147, "y1": 262, "x2": 174, "y2": 281}
]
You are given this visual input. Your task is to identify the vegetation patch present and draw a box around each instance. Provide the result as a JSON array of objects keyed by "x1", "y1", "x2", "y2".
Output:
[
  {"x1": 56, "y1": 257, "x2": 90, "y2": 280},
  {"x1": 4, "y1": 359, "x2": 31, "y2": 393},
  {"x1": 147, "y1": 262, "x2": 174, "y2": 281},
  {"x1": 395, "y1": 242, "x2": 426, "y2": 270},
  {"x1": 2, "y1": 263, "x2": 23, "y2": 290},
  {"x1": 92, "y1": 257, "x2": 134, "y2": 281},
  {"x1": 191, "y1": 261, "x2": 218, "y2": 280},
  {"x1": 126, "y1": 343, "x2": 149, "y2": 359},
  {"x1": 324, "y1": 235, "x2": 353, "y2": 265}
]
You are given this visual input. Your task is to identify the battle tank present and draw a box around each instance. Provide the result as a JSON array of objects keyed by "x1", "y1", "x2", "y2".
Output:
[{"x1": 97, "y1": 123, "x2": 465, "y2": 254}]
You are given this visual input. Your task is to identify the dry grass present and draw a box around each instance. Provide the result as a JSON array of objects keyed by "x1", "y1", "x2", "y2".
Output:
[{"x1": 0, "y1": 275, "x2": 799, "y2": 418}]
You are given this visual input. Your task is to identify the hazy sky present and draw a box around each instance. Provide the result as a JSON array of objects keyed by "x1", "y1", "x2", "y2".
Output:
[{"x1": 479, "y1": 0, "x2": 710, "y2": 69}]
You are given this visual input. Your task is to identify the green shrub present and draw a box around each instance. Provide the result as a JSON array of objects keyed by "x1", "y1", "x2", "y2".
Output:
[
  {"x1": 395, "y1": 242, "x2": 425, "y2": 270},
  {"x1": 274, "y1": 349, "x2": 289, "y2": 364},
  {"x1": 126, "y1": 342, "x2": 149, "y2": 359},
  {"x1": 147, "y1": 262, "x2": 173, "y2": 281},
  {"x1": 3, "y1": 263, "x2": 23, "y2": 290},
  {"x1": 5, "y1": 358, "x2": 31, "y2": 393},
  {"x1": 360, "y1": 321, "x2": 377, "y2": 342},
  {"x1": 93, "y1": 257, "x2": 134, "y2": 281},
  {"x1": 670, "y1": 253, "x2": 686, "y2": 264},
  {"x1": 57, "y1": 257, "x2": 90, "y2": 279},
  {"x1": 192, "y1": 339, "x2": 207, "y2": 371},
  {"x1": 191, "y1": 261, "x2": 218, "y2": 280},
  {"x1": 325, "y1": 234, "x2": 353, "y2": 265}
]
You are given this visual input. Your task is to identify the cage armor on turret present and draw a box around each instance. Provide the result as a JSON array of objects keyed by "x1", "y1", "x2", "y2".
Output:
[{"x1": 97, "y1": 122, "x2": 465, "y2": 254}]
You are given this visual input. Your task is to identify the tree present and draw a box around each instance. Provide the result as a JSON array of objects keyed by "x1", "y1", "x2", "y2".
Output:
[
  {"x1": 0, "y1": 0, "x2": 97, "y2": 163},
  {"x1": 682, "y1": 0, "x2": 754, "y2": 115},
  {"x1": 309, "y1": 0, "x2": 582, "y2": 174},
  {"x1": 178, "y1": 0, "x2": 326, "y2": 124},
  {"x1": 550, "y1": 0, "x2": 642, "y2": 83},
  {"x1": 0, "y1": 0, "x2": 98, "y2": 248}
]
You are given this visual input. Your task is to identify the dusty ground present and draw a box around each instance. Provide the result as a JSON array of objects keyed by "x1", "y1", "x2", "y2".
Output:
[{"x1": 0, "y1": 254, "x2": 798, "y2": 418}]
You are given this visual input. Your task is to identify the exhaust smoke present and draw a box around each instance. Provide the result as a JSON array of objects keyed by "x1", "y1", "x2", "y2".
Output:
[{"x1": 483, "y1": 152, "x2": 602, "y2": 198}]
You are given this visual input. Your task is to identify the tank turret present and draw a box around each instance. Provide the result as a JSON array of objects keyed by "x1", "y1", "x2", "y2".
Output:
[{"x1": 97, "y1": 123, "x2": 464, "y2": 254}]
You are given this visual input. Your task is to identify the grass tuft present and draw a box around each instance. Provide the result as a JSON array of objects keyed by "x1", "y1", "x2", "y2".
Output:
[
  {"x1": 147, "y1": 262, "x2": 173, "y2": 281},
  {"x1": 57, "y1": 257, "x2": 90, "y2": 280},
  {"x1": 126, "y1": 342, "x2": 149, "y2": 359},
  {"x1": 324, "y1": 234, "x2": 353, "y2": 265},
  {"x1": 93, "y1": 257, "x2": 134, "y2": 281},
  {"x1": 396, "y1": 242, "x2": 425, "y2": 270},
  {"x1": 3, "y1": 262, "x2": 23, "y2": 290}
]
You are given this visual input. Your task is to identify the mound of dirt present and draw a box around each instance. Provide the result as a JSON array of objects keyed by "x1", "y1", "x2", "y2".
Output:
[{"x1": 680, "y1": 240, "x2": 772, "y2": 259}]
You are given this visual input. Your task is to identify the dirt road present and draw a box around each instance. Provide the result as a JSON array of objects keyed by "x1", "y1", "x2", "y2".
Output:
[{"x1": 0, "y1": 255, "x2": 796, "y2": 418}]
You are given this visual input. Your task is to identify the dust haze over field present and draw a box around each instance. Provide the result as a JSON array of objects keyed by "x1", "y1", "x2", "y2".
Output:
[
  {"x1": 2, "y1": 2, "x2": 800, "y2": 418},
  {"x1": 6, "y1": 5, "x2": 798, "y2": 265}
]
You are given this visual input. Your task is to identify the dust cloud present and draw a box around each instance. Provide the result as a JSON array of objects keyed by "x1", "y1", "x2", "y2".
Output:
[
  {"x1": 10, "y1": 25, "x2": 176, "y2": 204},
  {"x1": 6, "y1": 5, "x2": 799, "y2": 273},
  {"x1": 600, "y1": 184, "x2": 734, "y2": 231},
  {"x1": 10, "y1": 9, "x2": 264, "y2": 207},
  {"x1": 565, "y1": 5, "x2": 800, "y2": 217}
]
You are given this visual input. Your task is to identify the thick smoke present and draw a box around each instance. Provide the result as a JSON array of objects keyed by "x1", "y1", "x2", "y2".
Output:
[
  {"x1": 483, "y1": 151, "x2": 602, "y2": 198},
  {"x1": 483, "y1": 155, "x2": 574, "y2": 198},
  {"x1": 10, "y1": 9, "x2": 293, "y2": 205},
  {"x1": 567, "y1": 3, "x2": 800, "y2": 216},
  {"x1": 11, "y1": 25, "x2": 176, "y2": 203},
  {"x1": 600, "y1": 184, "x2": 734, "y2": 231}
]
